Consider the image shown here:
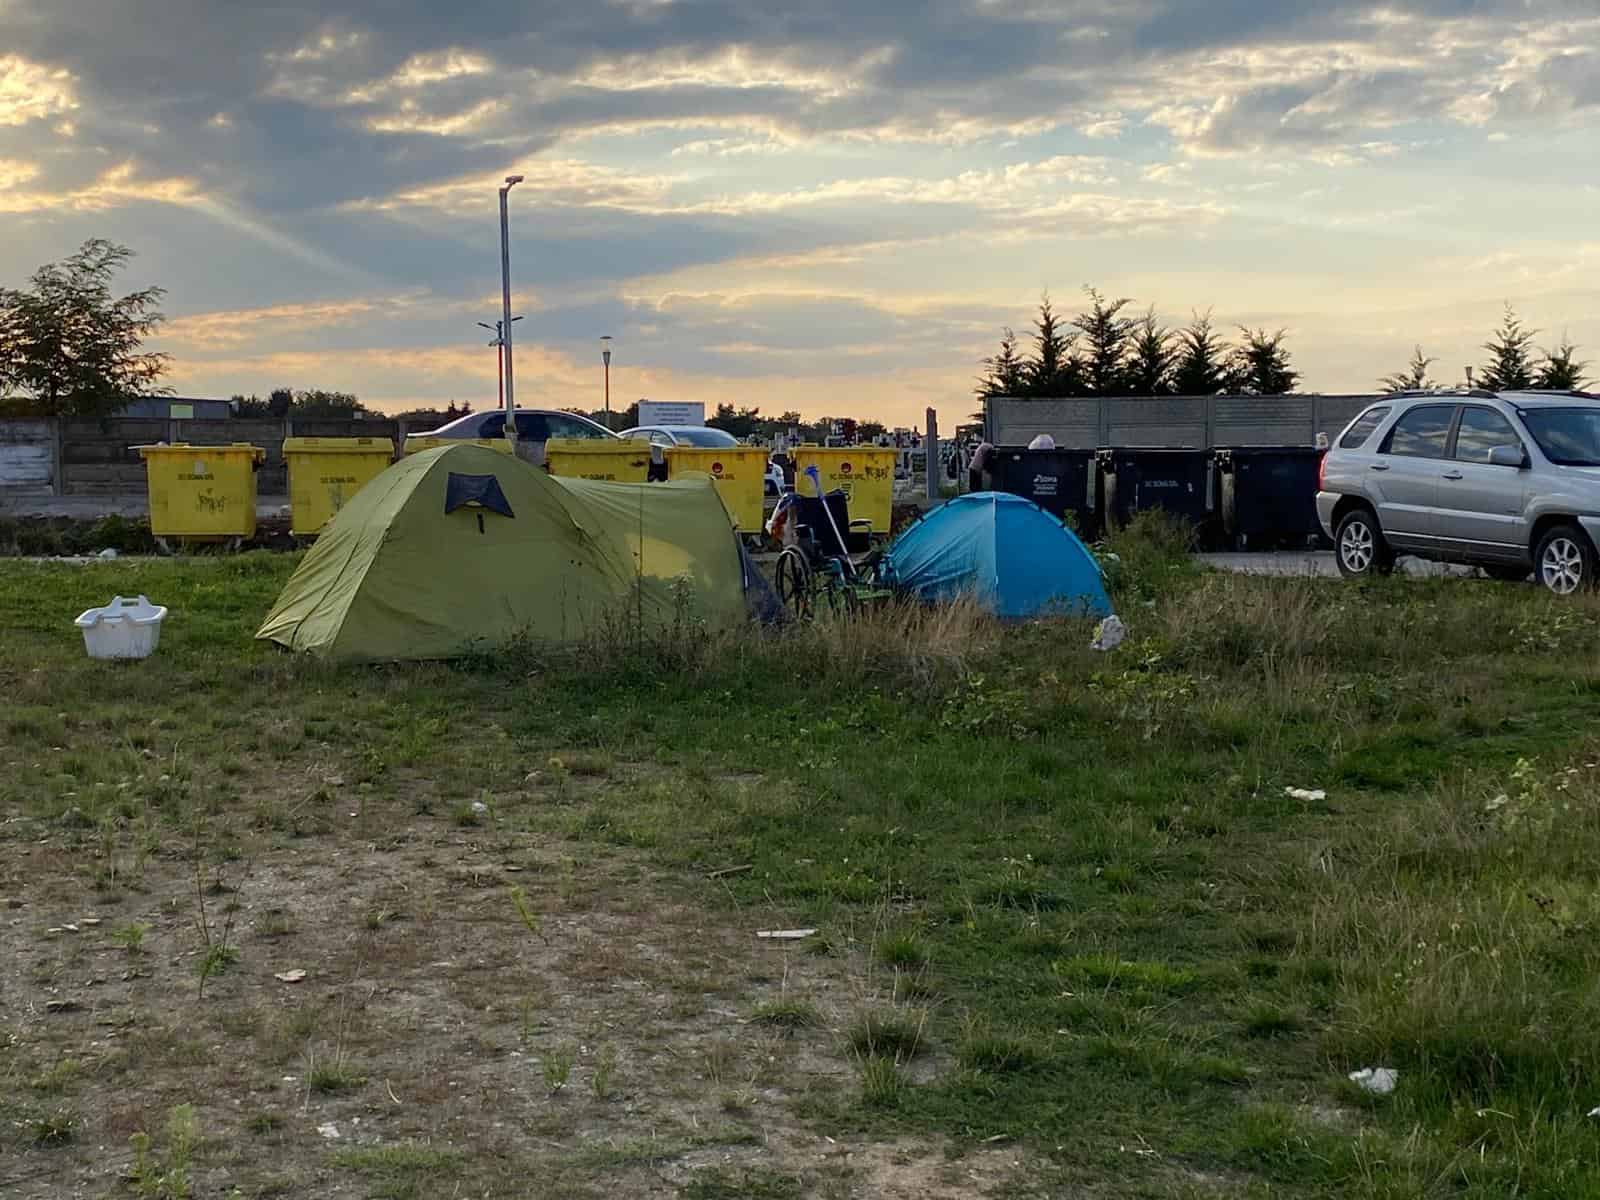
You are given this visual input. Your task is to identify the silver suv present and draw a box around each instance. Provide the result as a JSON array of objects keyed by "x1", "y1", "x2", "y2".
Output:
[{"x1": 1317, "y1": 390, "x2": 1600, "y2": 594}]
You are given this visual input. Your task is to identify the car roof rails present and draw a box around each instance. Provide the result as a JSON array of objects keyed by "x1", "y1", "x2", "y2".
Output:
[
  {"x1": 1499, "y1": 388, "x2": 1599, "y2": 400},
  {"x1": 1386, "y1": 387, "x2": 1498, "y2": 400}
]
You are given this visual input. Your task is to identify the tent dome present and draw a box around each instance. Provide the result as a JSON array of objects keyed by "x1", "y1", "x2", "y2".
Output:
[
  {"x1": 884, "y1": 492, "x2": 1110, "y2": 620},
  {"x1": 257, "y1": 443, "x2": 747, "y2": 661}
]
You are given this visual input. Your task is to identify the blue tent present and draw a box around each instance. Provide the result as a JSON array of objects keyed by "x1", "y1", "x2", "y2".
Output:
[{"x1": 884, "y1": 492, "x2": 1111, "y2": 620}]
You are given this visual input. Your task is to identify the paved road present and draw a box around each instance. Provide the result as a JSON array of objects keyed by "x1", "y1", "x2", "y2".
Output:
[{"x1": 1200, "y1": 551, "x2": 1478, "y2": 579}]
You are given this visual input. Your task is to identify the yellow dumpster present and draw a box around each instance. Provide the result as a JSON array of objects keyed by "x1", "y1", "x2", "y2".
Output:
[
  {"x1": 282, "y1": 436, "x2": 395, "y2": 536},
  {"x1": 402, "y1": 435, "x2": 515, "y2": 456},
  {"x1": 137, "y1": 443, "x2": 265, "y2": 540},
  {"x1": 544, "y1": 438, "x2": 653, "y2": 483},
  {"x1": 666, "y1": 446, "x2": 768, "y2": 531},
  {"x1": 793, "y1": 446, "x2": 896, "y2": 532}
]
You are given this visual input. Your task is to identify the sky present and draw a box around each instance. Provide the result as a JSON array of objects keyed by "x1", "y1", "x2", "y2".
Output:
[{"x1": 1, "y1": 0, "x2": 1597, "y2": 427}]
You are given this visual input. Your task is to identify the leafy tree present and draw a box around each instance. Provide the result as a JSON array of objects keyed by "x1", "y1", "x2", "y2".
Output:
[
  {"x1": 0, "y1": 239, "x2": 169, "y2": 417},
  {"x1": 267, "y1": 387, "x2": 293, "y2": 419},
  {"x1": 1072, "y1": 287, "x2": 1136, "y2": 395},
  {"x1": 1124, "y1": 307, "x2": 1176, "y2": 396},
  {"x1": 1479, "y1": 304, "x2": 1539, "y2": 391},
  {"x1": 1231, "y1": 328, "x2": 1299, "y2": 396},
  {"x1": 707, "y1": 403, "x2": 765, "y2": 438},
  {"x1": 858, "y1": 420, "x2": 887, "y2": 440},
  {"x1": 1537, "y1": 336, "x2": 1589, "y2": 391},
  {"x1": 290, "y1": 389, "x2": 365, "y2": 419},
  {"x1": 230, "y1": 393, "x2": 270, "y2": 417},
  {"x1": 976, "y1": 326, "x2": 1027, "y2": 398},
  {"x1": 1025, "y1": 293, "x2": 1082, "y2": 396},
  {"x1": 1380, "y1": 346, "x2": 1438, "y2": 393},
  {"x1": 1172, "y1": 310, "x2": 1233, "y2": 395}
]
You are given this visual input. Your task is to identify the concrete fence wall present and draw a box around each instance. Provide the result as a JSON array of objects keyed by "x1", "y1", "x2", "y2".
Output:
[
  {"x1": 1, "y1": 416, "x2": 408, "y2": 496},
  {"x1": 986, "y1": 394, "x2": 1378, "y2": 449},
  {"x1": 0, "y1": 420, "x2": 55, "y2": 493}
]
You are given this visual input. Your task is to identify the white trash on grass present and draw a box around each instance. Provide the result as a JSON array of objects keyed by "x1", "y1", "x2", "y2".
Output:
[
  {"x1": 74, "y1": 595, "x2": 167, "y2": 660},
  {"x1": 1285, "y1": 787, "x2": 1327, "y2": 802},
  {"x1": 1091, "y1": 615, "x2": 1127, "y2": 652},
  {"x1": 1349, "y1": 1067, "x2": 1398, "y2": 1095}
]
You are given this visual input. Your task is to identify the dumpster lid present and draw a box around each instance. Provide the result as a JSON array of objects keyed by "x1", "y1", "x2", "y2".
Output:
[
  {"x1": 282, "y1": 436, "x2": 394, "y2": 452},
  {"x1": 545, "y1": 437, "x2": 652, "y2": 451},
  {"x1": 137, "y1": 442, "x2": 265, "y2": 460}
]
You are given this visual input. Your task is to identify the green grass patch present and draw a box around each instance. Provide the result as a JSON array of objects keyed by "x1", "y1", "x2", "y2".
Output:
[{"x1": 9, "y1": 525, "x2": 1600, "y2": 1194}]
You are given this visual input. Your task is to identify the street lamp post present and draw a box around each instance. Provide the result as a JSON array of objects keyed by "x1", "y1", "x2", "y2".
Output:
[
  {"x1": 498, "y1": 174, "x2": 524, "y2": 448},
  {"x1": 477, "y1": 316, "x2": 523, "y2": 410},
  {"x1": 600, "y1": 335, "x2": 613, "y2": 428}
]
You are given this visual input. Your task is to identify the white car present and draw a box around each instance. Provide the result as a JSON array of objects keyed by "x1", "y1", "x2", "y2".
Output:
[
  {"x1": 411, "y1": 408, "x2": 616, "y2": 465},
  {"x1": 418, "y1": 408, "x2": 616, "y2": 443},
  {"x1": 619, "y1": 424, "x2": 739, "y2": 449}
]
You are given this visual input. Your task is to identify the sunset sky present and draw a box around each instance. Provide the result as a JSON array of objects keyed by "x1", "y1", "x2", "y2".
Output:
[{"x1": 2, "y1": 1, "x2": 1598, "y2": 426}]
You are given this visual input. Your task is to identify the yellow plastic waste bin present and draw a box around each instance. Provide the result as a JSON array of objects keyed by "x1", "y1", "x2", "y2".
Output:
[
  {"x1": 666, "y1": 446, "x2": 769, "y2": 531},
  {"x1": 282, "y1": 436, "x2": 396, "y2": 536},
  {"x1": 544, "y1": 438, "x2": 653, "y2": 483},
  {"x1": 793, "y1": 446, "x2": 896, "y2": 532},
  {"x1": 137, "y1": 443, "x2": 266, "y2": 540},
  {"x1": 402, "y1": 435, "x2": 515, "y2": 457}
]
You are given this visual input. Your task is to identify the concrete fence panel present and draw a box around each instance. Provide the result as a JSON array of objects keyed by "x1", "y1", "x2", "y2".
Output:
[
  {"x1": 0, "y1": 420, "x2": 55, "y2": 493},
  {"x1": 1102, "y1": 397, "x2": 1209, "y2": 448}
]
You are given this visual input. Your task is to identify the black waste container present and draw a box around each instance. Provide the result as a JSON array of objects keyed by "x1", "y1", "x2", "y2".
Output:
[
  {"x1": 1098, "y1": 448, "x2": 1216, "y2": 537},
  {"x1": 1215, "y1": 446, "x2": 1325, "y2": 548},
  {"x1": 989, "y1": 446, "x2": 1098, "y2": 537}
]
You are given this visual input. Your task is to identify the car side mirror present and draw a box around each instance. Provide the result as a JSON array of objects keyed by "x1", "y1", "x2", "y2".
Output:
[{"x1": 1488, "y1": 444, "x2": 1527, "y2": 469}]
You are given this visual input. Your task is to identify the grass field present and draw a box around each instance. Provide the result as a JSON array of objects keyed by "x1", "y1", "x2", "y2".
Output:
[{"x1": 3, "y1": 524, "x2": 1600, "y2": 1198}]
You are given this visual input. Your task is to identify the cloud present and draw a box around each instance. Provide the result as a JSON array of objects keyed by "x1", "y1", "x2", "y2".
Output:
[
  {"x1": 3, "y1": 0, "x2": 1599, "y2": 427},
  {"x1": 0, "y1": 160, "x2": 199, "y2": 213},
  {"x1": 0, "y1": 54, "x2": 76, "y2": 126}
]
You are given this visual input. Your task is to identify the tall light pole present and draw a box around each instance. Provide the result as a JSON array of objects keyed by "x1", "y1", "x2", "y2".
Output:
[
  {"x1": 477, "y1": 316, "x2": 522, "y2": 410},
  {"x1": 600, "y1": 335, "x2": 613, "y2": 428},
  {"x1": 498, "y1": 174, "x2": 524, "y2": 448}
]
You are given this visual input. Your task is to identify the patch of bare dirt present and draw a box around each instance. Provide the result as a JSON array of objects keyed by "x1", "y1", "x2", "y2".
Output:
[{"x1": 0, "y1": 774, "x2": 1017, "y2": 1199}]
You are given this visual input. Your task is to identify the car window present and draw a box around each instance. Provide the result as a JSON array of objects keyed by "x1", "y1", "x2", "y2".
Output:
[
  {"x1": 1453, "y1": 407, "x2": 1521, "y2": 464},
  {"x1": 478, "y1": 413, "x2": 505, "y2": 438},
  {"x1": 513, "y1": 412, "x2": 551, "y2": 441},
  {"x1": 676, "y1": 428, "x2": 739, "y2": 448},
  {"x1": 1339, "y1": 407, "x2": 1389, "y2": 449},
  {"x1": 1381, "y1": 404, "x2": 1454, "y2": 459},
  {"x1": 546, "y1": 414, "x2": 607, "y2": 439},
  {"x1": 1521, "y1": 408, "x2": 1600, "y2": 467}
]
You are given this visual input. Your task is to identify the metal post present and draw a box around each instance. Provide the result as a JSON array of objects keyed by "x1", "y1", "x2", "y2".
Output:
[
  {"x1": 925, "y1": 408, "x2": 939, "y2": 503},
  {"x1": 496, "y1": 325, "x2": 504, "y2": 410},
  {"x1": 498, "y1": 175, "x2": 523, "y2": 449},
  {"x1": 600, "y1": 335, "x2": 613, "y2": 430}
]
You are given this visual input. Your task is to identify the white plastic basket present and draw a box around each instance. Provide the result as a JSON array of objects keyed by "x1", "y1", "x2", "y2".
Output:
[{"x1": 74, "y1": 595, "x2": 168, "y2": 660}]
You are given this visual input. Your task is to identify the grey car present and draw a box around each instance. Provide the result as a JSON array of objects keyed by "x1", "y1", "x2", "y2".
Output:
[{"x1": 1317, "y1": 390, "x2": 1600, "y2": 594}]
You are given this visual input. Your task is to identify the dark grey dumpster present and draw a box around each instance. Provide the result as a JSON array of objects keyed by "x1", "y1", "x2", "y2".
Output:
[
  {"x1": 1215, "y1": 446, "x2": 1325, "y2": 548},
  {"x1": 1098, "y1": 448, "x2": 1216, "y2": 537},
  {"x1": 989, "y1": 446, "x2": 1098, "y2": 536}
]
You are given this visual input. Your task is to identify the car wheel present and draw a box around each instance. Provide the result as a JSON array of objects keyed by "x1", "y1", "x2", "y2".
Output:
[
  {"x1": 1481, "y1": 565, "x2": 1529, "y2": 583},
  {"x1": 1334, "y1": 508, "x2": 1394, "y2": 578},
  {"x1": 1535, "y1": 524, "x2": 1597, "y2": 596}
]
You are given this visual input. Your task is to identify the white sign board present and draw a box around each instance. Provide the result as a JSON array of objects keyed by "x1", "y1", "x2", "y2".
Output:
[{"x1": 637, "y1": 400, "x2": 705, "y2": 427}]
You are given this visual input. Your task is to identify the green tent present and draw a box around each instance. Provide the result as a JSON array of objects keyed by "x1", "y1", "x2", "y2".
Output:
[{"x1": 257, "y1": 443, "x2": 748, "y2": 661}]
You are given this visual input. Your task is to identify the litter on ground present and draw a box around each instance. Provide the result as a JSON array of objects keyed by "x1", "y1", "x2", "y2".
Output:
[
  {"x1": 1092, "y1": 614, "x2": 1127, "y2": 651},
  {"x1": 1349, "y1": 1067, "x2": 1399, "y2": 1095},
  {"x1": 1286, "y1": 787, "x2": 1328, "y2": 802}
]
